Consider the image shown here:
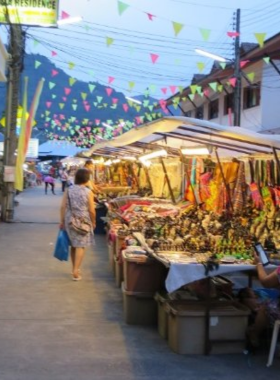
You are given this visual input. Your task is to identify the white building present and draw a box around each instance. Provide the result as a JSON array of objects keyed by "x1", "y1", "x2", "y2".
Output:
[
  {"x1": 166, "y1": 33, "x2": 280, "y2": 133},
  {"x1": 0, "y1": 36, "x2": 8, "y2": 82}
]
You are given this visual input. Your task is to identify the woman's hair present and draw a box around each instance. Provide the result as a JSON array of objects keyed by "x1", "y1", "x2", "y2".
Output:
[
  {"x1": 75, "y1": 168, "x2": 90, "y2": 185},
  {"x1": 84, "y1": 160, "x2": 93, "y2": 167}
]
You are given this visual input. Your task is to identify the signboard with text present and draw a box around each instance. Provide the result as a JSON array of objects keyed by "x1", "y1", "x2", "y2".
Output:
[{"x1": 0, "y1": 0, "x2": 59, "y2": 27}]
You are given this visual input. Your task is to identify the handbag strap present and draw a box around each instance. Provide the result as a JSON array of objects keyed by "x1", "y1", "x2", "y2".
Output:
[{"x1": 67, "y1": 190, "x2": 72, "y2": 212}]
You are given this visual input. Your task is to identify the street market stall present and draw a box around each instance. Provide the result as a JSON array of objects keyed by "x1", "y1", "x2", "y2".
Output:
[{"x1": 82, "y1": 116, "x2": 280, "y2": 355}]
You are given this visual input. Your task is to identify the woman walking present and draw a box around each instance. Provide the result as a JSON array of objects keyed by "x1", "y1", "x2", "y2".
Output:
[{"x1": 60, "y1": 168, "x2": 96, "y2": 281}]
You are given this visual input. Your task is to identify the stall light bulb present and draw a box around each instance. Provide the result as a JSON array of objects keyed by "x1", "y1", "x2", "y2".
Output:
[
  {"x1": 181, "y1": 147, "x2": 210, "y2": 155},
  {"x1": 139, "y1": 149, "x2": 167, "y2": 162}
]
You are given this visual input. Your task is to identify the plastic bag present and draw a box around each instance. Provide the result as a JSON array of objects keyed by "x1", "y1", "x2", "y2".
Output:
[{"x1": 53, "y1": 230, "x2": 70, "y2": 261}]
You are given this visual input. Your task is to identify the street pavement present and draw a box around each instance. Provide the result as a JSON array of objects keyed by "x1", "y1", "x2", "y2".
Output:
[{"x1": 0, "y1": 185, "x2": 279, "y2": 380}]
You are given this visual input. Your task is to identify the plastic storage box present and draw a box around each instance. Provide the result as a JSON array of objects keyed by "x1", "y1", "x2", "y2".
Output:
[
  {"x1": 122, "y1": 251, "x2": 166, "y2": 292},
  {"x1": 114, "y1": 256, "x2": 124, "y2": 288},
  {"x1": 154, "y1": 292, "x2": 169, "y2": 339},
  {"x1": 166, "y1": 301, "x2": 250, "y2": 355},
  {"x1": 122, "y1": 282, "x2": 157, "y2": 325}
]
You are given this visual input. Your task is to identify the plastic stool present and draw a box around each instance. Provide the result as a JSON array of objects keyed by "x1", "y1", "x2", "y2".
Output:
[{"x1": 267, "y1": 320, "x2": 280, "y2": 367}]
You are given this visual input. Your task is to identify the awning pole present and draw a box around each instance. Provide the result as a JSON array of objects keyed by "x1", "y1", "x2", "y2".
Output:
[
  {"x1": 160, "y1": 157, "x2": 176, "y2": 204},
  {"x1": 180, "y1": 152, "x2": 198, "y2": 206},
  {"x1": 215, "y1": 148, "x2": 234, "y2": 212}
]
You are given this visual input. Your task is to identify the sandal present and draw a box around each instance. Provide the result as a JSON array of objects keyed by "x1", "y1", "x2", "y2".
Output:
[{"x1": 72, "y1": 275, "x2": 82, "y2": 281}]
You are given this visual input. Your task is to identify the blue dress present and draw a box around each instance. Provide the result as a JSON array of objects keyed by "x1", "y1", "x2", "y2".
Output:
[{"x1": 65, "y1": 185, "x2": 94, "y2": 248}]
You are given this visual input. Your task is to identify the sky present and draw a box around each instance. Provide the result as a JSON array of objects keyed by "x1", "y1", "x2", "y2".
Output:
[{"x1": 1, "y1": 0, "x2": 280, "y2": 99}]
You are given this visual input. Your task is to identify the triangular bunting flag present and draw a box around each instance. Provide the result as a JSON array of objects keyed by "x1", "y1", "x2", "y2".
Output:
[
  {"x1": 51, "y1": 94, "x2": 57, "y2": 99},
  {"x1": 61, "y1": 11, "x2": 70, "y2": 19},
  {"x1": 33, "y1": 39, "x2": 39, "y2": 47},
  {"x1": 229, "y1": 77, "x2": 237, "y2": 87},
  {"x1": 108, "y1": 76, "x2": 115, "y2": 84},
  {"x1": 219, "y1": 62, "x2": 227, "y2": 70},
  {"x1": 254, "y1": 33, "x2": 266, "y2": 48},
  {"x1": 196, "y1": 62, "x2": 205, "y2": 72},
  {"x1": 217, "y1": 85, "x2": 223, "y2": 93},
  {"x1": 240, "y1": 60, "x2": 250, "y2": 69},
  {"x1": 161, "y1": 88, "x2": 167, "y2": 95},
  {"x1": 46, "y1": 101, "x2": 52, "y2": 108},
  {"x1": 88, "y1": 84, "x2": 96, "y2": 93},
  {"x1": 178, "y1": 86, "x2": 184, "y2": 93},
  {"x1": 81, "y1": 92, "x2": 87, "y2": 100},
  {"x1": 118, "y1": 1, "x2": 130, "y2": 16},
  {"x1": 263, "y1": 57, "x2": 270, "y2": 64},
  {"x1": 146, "y1": 13, "x2": 155, "y2": 21},
  {"x1": 169, "y1": 85, "x2": 177, "y2": 94},
  {"x1": 247, "y1": 72, "x2": 255, "y2": 83},
  {"x1": 188, "y1": 94, "x2": 195, "y2": 101},
  {"x1": 68, "y1": 62, "x2": 75, "y2": 70},
  {"x1": 64, "y1": 88, "x2": 71, "y2": 95},
  {"x1": 227, "y1": 31, "x2": 240, "y2": 38},
  {"x1": 52, "y1": 69, "x2": 58, "y2": 77},
  {"x1": 97, "y1": 96, "x2": 103, "y2": 103},
  {"x1": 209, "y1": 82, "x2": 218, "y2": 92},
  {"x1": 49, "y1": 82, "x2": 55, "y2": 90},
  {"x1": 106, "y1": 88, "x2": 113, "y2": 96},
  {"x1": 149, "y1": 84, "x2": 156, "y2": 93},
  {"x1": 69, "y1": 77, "x2": 76, "y2": 86},
  {"x1": 172, "y1": 21, "x2": 184, "y2": 37},
  {"x1": 123, "y1": 104, "x2": 129, "y2": 112},
  {"x1": 51, "y1": 51, "x2": 57, "y2": 57},
  {"x1": 85, "y1": 105, "x2": 90, "y2": 112},
  {"x1": 190, "y1": 84, "x2": 197, "y2": 94},
  {"x1": 128, "y1": 81, "x2": 135, "y2": 90},
  {"x1": 150, "y1": 53, "x2": 159, "y2": 64},
  {"x1": 59, "y1": 103, "x2": 65, "y2": 110},
  {"x1": 35, "y1": 60, "x2": 41, "y2": 69},
  {"x1": 199, "y1": 28, "x2": 211, "y2": 41},
  {"x1": 106, "y1": 37, "x2": 114, "y2": 47}
]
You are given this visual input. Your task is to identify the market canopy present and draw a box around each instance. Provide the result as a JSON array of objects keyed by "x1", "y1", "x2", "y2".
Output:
[{"x1": 81, "y1": 116, "x2": 280, "y2": 158}]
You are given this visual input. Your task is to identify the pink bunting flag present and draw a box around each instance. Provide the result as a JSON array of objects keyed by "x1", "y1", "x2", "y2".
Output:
[
  {"x1": 44, "y1": 123, "x2": 49, "y2": 127},
  {"x1": 161, "y1": 88, "x2": 167, "y2": 95},
  {"x1": 95, "y1": 119, "x2": 100, "y2": 125},
  {"x1": 59, "y1": 114, "x2": 65, "y2": 120},
  {"x1": 61, "y1": 11, "x2": 70, "y2": 19},
  {"x1": 203, "y1": 89, "x2": 210, "y2": 97},
  {"x1": 112, "y1": 98, "x2": 119, "y2": 104},
  {"x1": 169, "y1": 85, "x2": 177, "y2": 94},
  {"x1": 146, "y1": 13, "x2": 155, "y2": 21},
  {"x1": 46, "y1": 101, "x2": 52, "y2": 108},
  {"x1": 108, "y1": 76, "x2": 115, "y2": 84},
  {"x1": 86, "y1": 127, "x2": 91, "y2": 132},
  {"x1": 83, "y1": 100, "x2": 88, "y2": 105},
  {"x1": 106, "y1": 88, "x2": 113, "y2": 96},
  {"x1": 64, "y1": 87, "x2": 71, "y2": 95},
  {"x1": 51, "y1": 51, "x2": 57, "y2": 57},
  {"x1": 227, "y1": 31, "x2": 240, "y2": 38},
  {"x1": 123, "y1": 104, "x2": 129, "y2": 112},
  {"x1": 135, "y1": 116, "x2": 142, "y2": 125},
  {"x1": 85, "y1": 105, "x2": 90, "y2": 112},
  {"x1": 240, "y1": 60, "x2": 250, "y2": 68},
  {"x1": 150, "y1": 53, "x2": 159, "y2": 64},
  {"x1": 159, "y1": 99, "x2": 167, "y2": 108},
  {"x1": 62, "y1": 96, "x2": 67, "y2": 101},
  {"x1": 51, "y1": 69, "x2": 58, "y2": 77},
  {"x1": 229, "y1": 77, "x2": 237, "y2": 87}
]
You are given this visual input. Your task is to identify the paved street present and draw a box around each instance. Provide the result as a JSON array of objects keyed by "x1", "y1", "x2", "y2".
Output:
[{"x1": 0, "y1": 186, "x2": 279, "y2": 380}]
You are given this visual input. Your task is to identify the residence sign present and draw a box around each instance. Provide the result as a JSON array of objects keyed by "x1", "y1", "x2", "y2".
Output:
[{"x1": 0, "y1": 0, "x2": 58, "y2": 27}]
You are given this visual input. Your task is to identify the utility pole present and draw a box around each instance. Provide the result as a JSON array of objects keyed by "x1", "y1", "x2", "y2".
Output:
[
  {"x1": 233, "y1": 8, "x2": 241, "y2": 126},
  {"x1": 1, "y1": 24, "x2": 23, "y2": 221}
]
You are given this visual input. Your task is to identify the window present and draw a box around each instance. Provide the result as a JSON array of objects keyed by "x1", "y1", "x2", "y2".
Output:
[
  {"x1": 208, "y1": 99, "x2": 219, "y2": 119},
  {"x1": 224, "y1": 93, "x2": 234, "y2": 115},
  {"x1": 184, "y1": 110, "x2": 192, "y2": 117},
  {"x1": 243, "y1": 83, "x2": 260, "y2": 109},
  {"x1": 195, "y1": 106, "x2": 204, "y2": 119}
]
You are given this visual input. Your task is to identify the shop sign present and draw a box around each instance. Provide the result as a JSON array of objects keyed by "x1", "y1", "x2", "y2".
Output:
[
  {"x1": 26, "y1": 138, "x2": 39, "y2": 158},
  {"x1": 4, "y1": 165, "x2": 15, "y2": 182},
  {"x1": 0, "y1": 0, "x2": 59, "y2": 27}
]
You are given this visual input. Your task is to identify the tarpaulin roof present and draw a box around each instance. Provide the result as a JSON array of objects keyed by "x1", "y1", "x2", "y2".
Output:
[{"x1": 82, "y1": 117, "x2": 280, "y2": 158}]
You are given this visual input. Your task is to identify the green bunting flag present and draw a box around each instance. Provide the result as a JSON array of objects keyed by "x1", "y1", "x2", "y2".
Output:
[
  {"x1": 143, "y1": 100, "x2": 150, "y2": 107},
  {"x1": 106, "y1": 37, "x2": 114, "y2": 47},
  {"x1": 49, "y1": 82, "x2": 55, "y2": 89},
  {"x1": 196, "y1": 62, "x2": 205, "y2": 72},
  {"x1": 97, "y1": 96, "x2": 103, "y2": 103},
  {"x1": 88, "y1": 84, "x2": 96, "y2": 93},
  {"x1": 68, "y1": 62, "x2": 75, "y2": 70},
  {"x1": 118, "y1": 1, "x2": 130, "y2": 15},
  {"x1": 254, "y1": 33, "x2": 266, "y2": 48},
  {"x1": 35, "y1": 60, "x2": 41, "y2": 69},
  {"x1": 51, "y1": 94, "x2": 56, "y2": 99},
  {"x1": 247, "y1": 72, "x2": 255, "y2": 83},
  {"x1": 189, "y1": 94, "x2": 195, "y2": 101},
  {"x1": 220, "y1": 62, "x2": 227, "y2": 70},
  {"x1": 190, "y1": 84, "x2": 197, "y2": 94},
  {"x1": 72, "y1": 104, "x2": 77, "y2": 111},
  {"x1": 218, "y1": 84, "x2": 223, "y2": 93},
  {"x1": 263, "y1": 57, "x2": 270, "y2": 64},
  {"x1": 209, "y1": 82, "x2": 218, "y2": 92},
  {"x1": 81, "y1": 92, "x2": 87, "y2": 100},
  {"x1": 148, "y1": 105, "x2": 154, "y2": 111},
  {"x1": 178, "y1": 86, "x2": 184, "y2": 93},
  {"x1": 69, "y1": 77, "x2": 76, "y2": 86},
  {"x1": 149, "y1": 84, "x2": 156, "y2": 93},
  {"x1": 174, "y1": 59, "x2": 181, "y2": 65},
  {"x1": 45, "y1": 110, "x2": 50, "y2": 116},
  {"x1": 172, "y1": 21, "x2": 184, "y2": 36},
  {"x1": 33, "y1": 39, "x2": 39, "y2": 47},
  {"x1": 59, "y1": 103, "x2": 65, "y2": 109},
  {"x1": 199, "y1": 28, "x2": 211, "y2": 41}
]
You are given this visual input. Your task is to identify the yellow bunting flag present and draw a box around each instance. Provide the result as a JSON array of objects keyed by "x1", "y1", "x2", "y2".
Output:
[
  {"x1": 254, "y1": 33, "x2": 266, "y2": 48},
  {"x1": 172, "y1": 21, "x2": 184, "y2": 37},
  {"x1": 106, "y1": 37, "x2": 114, "y2": 47}
]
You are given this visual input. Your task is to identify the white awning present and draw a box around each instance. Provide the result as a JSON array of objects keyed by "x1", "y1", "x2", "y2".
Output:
[{"x1": 82, "y1": 116, "x2": 280, "y2": 158}]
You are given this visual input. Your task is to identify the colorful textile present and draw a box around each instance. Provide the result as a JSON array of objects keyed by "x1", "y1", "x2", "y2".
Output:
[{"x1": 233, "y1": 161, "x2": 246, "y2": 214}]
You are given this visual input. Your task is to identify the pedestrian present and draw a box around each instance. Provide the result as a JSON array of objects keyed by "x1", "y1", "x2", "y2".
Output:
[
  {"x1": 60, "y1": 168, "x2": 69, "y2": 192},
  {"x1": 60, "y1": 168, "x2": 96, "y2": 281},
  {"x1": 44, "y1": 175, "x2": 56, "y2": 195}
]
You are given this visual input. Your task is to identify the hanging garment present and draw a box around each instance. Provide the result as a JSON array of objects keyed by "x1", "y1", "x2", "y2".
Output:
[{"x1": 233, "y1": 161, "x2": 246, "y2": 214}]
